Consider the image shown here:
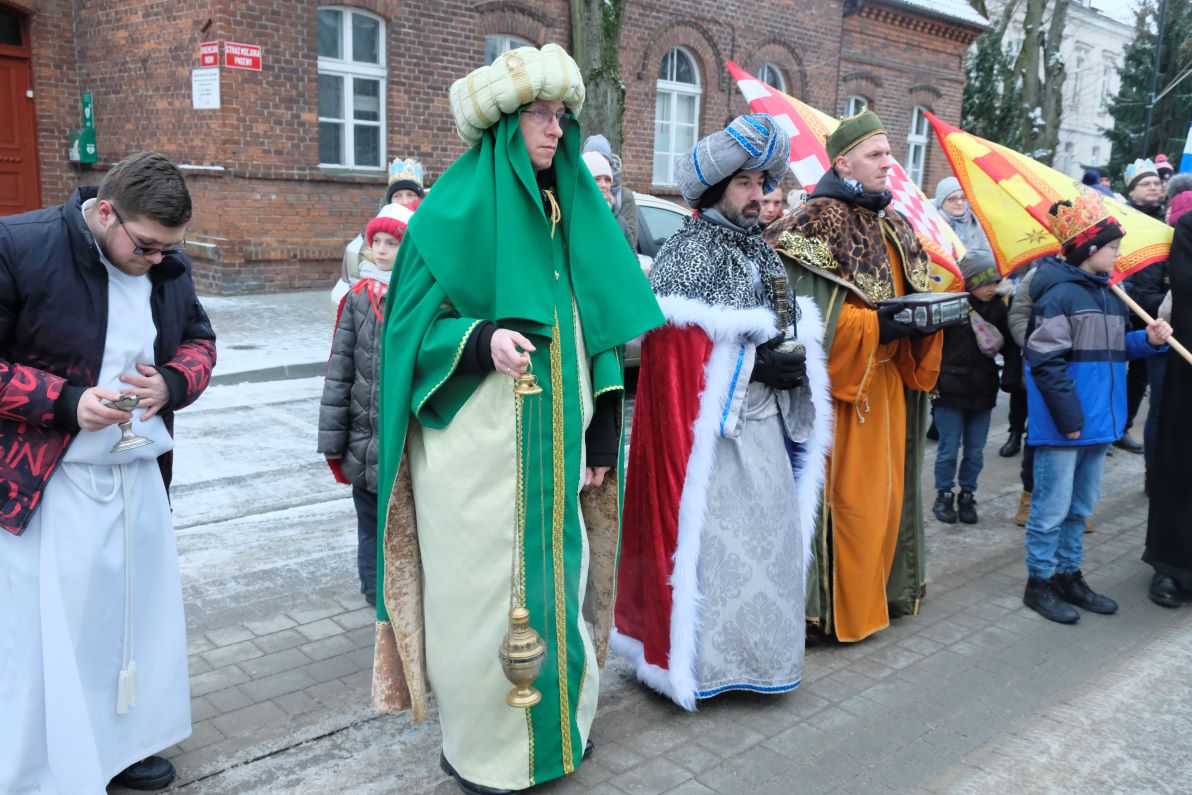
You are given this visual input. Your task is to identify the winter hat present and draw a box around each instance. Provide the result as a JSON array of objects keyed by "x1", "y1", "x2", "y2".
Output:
[
  {"x1": 448, "y1": 43, "x2": 585, "y2": 146},
  {"x1": 366, "y1": 202, "x2": 416, "y2": 246},
  {"x1": 932, "y1": 176, "x2": 964, "y2": 210},
  {"x1": 1166, "y1": 172, "x2": 1192, "y2": 202},
  {"x1": 1168, "y1": 190, "x2": 1192, "y2": 226},
  {"x1": 960, "y1": 249, "x2": 999, "y2": 291},
  {"x1": 825, "y1": 109, "x2": 886, "y2": 161},
  {"x1": 581, "y1": 150, "x2": 613, "y2": 181},
  {"x1": 1124, "y1": 158, "x2": 1159, "y2": 192},
  {"x1": 674, "y1": 113, "x2": 791, "y2": 207},
  {"x1": 1081, "y1": 169, "x2": 1102, "y2": 187},
  {"x1": 582, "y1": 134, "x2": 612, "y2": 159},
  {"x1": 1155, "y1": 154, "x2": 1174, "y2": 178},
  {"x1": 1046, "y1": 192, "x2": 1124, "y2": 268},
  {"x1": 386, "y1": 157, "x2": 425, "y2": 203}
]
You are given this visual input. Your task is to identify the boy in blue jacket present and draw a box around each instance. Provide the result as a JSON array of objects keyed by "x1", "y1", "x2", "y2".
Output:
[{"x1": 1023, "y1": 195, "x2": 1172, "y2": 624}]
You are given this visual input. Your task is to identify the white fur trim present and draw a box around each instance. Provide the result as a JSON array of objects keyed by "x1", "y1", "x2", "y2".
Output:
[
  {"x1": 791, "y1": 295, "x2": 833, "y2": 576},
  {"x1": 655, "y1": 294, "x2": 777, "y2": 345},
  {"x1": 616, "y1": 296, "x2": 776, "y2": 710}
]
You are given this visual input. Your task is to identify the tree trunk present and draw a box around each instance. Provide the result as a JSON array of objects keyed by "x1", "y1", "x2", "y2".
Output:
[
  {"x1": 1015, "y1": 0, "x2": 1069, "y2": 164},
  {"x1": 569, "y1": 0, "x2": 628, "y2": 151},
  {"x1": 1039, "y1": 0, "x2": 1070, "y2": 166}
]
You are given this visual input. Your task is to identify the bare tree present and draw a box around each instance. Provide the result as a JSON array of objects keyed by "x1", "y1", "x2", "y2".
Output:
[
  {"x1": 966, "y1": 0, "x2": 1069, "y2": 164},
  {"x1": 569, "y1": 0, "x2": 628, "y2": 150}
]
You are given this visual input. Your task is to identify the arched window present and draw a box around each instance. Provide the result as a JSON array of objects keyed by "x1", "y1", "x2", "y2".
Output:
[
  {"x1": 843, "y1": 95, "x2": 868, "y2": 117},
  {"x1": 317, "y1": 7, "x2": 386, "y2": 169},
  {"x1": 653, "y1": 47, "x2": 701, "y2": 187},
  {"x1": 905, "y1": 106, "x2": 930, "y2": 186},
  {"x1": 758, "y1": 62, "x2": 787, "y2": 94},
  {"x1": 485, "y1": 34, "x2": 533, "y2": 65}
]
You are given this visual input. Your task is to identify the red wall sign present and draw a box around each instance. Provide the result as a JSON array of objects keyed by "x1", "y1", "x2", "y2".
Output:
[
  {"x1": 199, "y1": 41, "x2": 219, "y2": 68},
  {"x1": 224, "y1": 41, "x2": 262, "y2": 71}
]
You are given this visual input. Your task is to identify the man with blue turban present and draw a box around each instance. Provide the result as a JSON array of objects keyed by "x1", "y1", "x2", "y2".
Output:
[{"x1": 613, "y1": 115, "x2": 832, "y2": 709}]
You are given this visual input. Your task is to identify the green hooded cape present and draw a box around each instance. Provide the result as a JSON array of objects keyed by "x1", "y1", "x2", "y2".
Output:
[{"x1": 376, "y1": 113, "x2": 664, "y2": 623}]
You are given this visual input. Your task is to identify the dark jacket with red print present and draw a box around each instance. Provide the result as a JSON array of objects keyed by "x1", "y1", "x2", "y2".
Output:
[{"x1": 0, "y1": 186, "x2": 216, "y2": 535}]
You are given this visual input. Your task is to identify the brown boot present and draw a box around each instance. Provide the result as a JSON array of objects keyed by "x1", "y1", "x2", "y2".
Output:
[
  {"x1": 1015, "y1": 491, "x2": 1031, "y2": 527},
  {"x1": 1085, "y1": 516, "x2": 1094, "y2": 534}
]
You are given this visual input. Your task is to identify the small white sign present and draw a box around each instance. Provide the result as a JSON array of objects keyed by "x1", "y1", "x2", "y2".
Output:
[{"x1": 192, "y1": 67, "x2": 220, "y2": 110}]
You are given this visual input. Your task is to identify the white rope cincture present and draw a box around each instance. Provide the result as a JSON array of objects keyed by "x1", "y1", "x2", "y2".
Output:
[
  {"x1": 68, "y1": 461, "x2": 138, "y2": 713},
  {"x1": 115, "y1": 464, "x2": 137, "y2": 713}
]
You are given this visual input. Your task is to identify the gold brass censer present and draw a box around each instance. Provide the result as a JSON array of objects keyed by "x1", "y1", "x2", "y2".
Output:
[{"x1": 499, "y1": 361, "x2": 548, "y2": 708}]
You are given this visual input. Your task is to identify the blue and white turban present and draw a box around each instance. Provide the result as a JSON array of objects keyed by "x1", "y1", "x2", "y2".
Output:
[{"x1": 674, "y1": 114, "x2": 791, "y2": 205}]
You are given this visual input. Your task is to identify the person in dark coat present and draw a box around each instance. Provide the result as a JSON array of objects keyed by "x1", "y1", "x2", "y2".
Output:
[
  {"x1": 1144, "y1": 180, "x2": 1192, "y2": 607},
  {"x1": 319, "y1": 202, "x2": 414, "y2": 607},
  {"x1": 1119, "y1": 159, "x2": 1168, "y2": 453},
  {"x1": 931, "y1": 251, "x2": 1015, "y2": 525},
  {"x1": 0, "y1": 152, "x2": 216, "y2": 792}
]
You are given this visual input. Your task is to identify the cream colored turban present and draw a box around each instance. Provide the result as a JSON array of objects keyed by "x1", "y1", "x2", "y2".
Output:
[{"x1": 449, "y1": 43, "x2": 586, "y2": 145}]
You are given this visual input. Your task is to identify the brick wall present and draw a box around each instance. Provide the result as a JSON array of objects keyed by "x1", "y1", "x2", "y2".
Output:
[
  {"x1": 841, "y1": 2, "x2": 982, "y2": 197},
  {"x1": 18, "y1": 0, "x2": 979, "y2": 295}
]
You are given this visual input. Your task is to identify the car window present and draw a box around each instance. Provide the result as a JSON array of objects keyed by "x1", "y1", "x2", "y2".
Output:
[{"x1": 640, "y1": 205, "x2": 686, "y2": 252}]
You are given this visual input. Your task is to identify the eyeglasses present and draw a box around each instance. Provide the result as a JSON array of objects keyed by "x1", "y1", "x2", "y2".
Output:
[
  {"x1": 111, "y1": 207, "x2": 186, "y2": 258},
  {"x1": 519, "y1": 107, "x2": 576, "y2": 129}
]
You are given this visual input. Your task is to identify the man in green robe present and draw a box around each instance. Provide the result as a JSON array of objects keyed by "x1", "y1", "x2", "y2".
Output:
[{"x1": 369, "y1": 44, "x2": 664, "y2": 794}]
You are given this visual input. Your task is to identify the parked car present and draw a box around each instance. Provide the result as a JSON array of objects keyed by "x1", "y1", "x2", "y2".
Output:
[{"x1": 330, "y1": 192, "x2": 691, "y2": 368}]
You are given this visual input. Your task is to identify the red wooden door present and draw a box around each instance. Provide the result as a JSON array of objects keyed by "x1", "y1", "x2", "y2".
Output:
[{"x1": 0, "y1": 9, "x2": 41, "y2": 216}]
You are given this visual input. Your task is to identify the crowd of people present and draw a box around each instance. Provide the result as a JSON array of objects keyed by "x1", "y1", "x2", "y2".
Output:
[{"x1": 1, "y1": 41, "x2": 1189, "y2": 795}]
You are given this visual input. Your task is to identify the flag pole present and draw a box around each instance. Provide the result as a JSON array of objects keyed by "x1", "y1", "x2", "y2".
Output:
[{"x1": 1109, "y1": 283, "x2": 1192, "y2": 366}]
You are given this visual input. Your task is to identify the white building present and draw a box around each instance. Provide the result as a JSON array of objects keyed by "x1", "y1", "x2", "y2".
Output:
[{"x1": 995, "y1": 0, "x2": 1133, "y2": 179}]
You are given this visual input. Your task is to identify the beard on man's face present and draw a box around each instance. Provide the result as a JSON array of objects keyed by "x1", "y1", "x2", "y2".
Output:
[{"x1": 719, "y1": 198, "x2": 762, "y2": 230}]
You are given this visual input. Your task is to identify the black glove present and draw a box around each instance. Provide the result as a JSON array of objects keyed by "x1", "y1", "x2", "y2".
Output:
[
  {"x1": 751, "y1": 335, "x2": 807, "y2": 390},
  {"x1": 876, "y1": 302, "x2": 931, "y2": 344}
]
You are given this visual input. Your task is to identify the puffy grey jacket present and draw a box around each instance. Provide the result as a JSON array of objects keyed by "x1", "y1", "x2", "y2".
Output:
[
  {"x1": 1008, "y1": 265, "x2": 1036, "y2": 348},
  {"x1": 318, "y1": 282, "x2": 385, "y2": 492}
]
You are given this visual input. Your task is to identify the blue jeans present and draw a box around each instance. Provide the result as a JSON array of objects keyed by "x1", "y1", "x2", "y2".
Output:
[
  {"x1": 933, "y1": 405, "x2": 992, "y2": 492},
  {"x1": 1024, "y1": 444, "x2": 1109, "y2": 579},
  {"x1": 352, "y1": 484, "x2": 378, "y2": 602}
]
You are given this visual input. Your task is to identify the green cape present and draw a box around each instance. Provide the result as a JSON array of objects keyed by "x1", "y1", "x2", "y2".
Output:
[{"x1": 375, "y1": 113, "x2": 664, "y2": 622}]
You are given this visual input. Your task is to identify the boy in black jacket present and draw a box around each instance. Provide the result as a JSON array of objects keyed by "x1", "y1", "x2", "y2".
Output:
[{"x1": 932, "y1": 251, "x2": 1016, "y2": 525}]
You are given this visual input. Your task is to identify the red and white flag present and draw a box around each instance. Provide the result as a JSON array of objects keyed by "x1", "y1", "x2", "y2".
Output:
[{"x1": 727, "y1": 61, "x2": 965, "y2": 292}]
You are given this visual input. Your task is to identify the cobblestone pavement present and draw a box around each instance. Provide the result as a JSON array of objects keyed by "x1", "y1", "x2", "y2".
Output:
[{"x1": 109, "y1": 292, "x2": 1190, "y2": 793}]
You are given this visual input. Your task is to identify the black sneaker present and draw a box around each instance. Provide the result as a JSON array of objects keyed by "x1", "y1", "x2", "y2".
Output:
[
  {"x1": 1023, "y1": 577, "x2": 1080, "y2": 624},
  {"x1": 932, "y1": 490, "x2": 957, "y2": 524},
  {"x1": 957, "y1": 491, "x2": 978, "y2": 524},
  {"x1": 111, "y1": 757, "x2": 176, "y2": 792},
  {"x1": 1053, "y1": 570, "x2": 1118, "y2": 614}
]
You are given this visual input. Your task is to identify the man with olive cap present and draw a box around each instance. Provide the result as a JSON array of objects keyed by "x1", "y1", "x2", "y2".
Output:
[
  {"x1": 370, "y1": 44, "x2": 663, "y2": 793},
  {"x1": 613, "y1": 114, "x2": 832, "y2": 710},
  {"x1": 764, "y1": 109, "x2": 943, "y2": 644}
]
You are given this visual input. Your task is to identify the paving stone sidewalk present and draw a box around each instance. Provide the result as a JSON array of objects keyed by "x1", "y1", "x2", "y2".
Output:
[{"x1": 112, "y1": 384, "x2": 1190, "y2": 794}]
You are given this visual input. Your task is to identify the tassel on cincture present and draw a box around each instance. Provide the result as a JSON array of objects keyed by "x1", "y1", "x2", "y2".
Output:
[{"x1": 116, "y1": 661, "x2": 138, "y2": 714}]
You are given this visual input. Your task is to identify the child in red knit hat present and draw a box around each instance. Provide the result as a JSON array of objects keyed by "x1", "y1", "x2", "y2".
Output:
[{"x1": 318, "y1": 201, "x2": 415, "y2": 605}]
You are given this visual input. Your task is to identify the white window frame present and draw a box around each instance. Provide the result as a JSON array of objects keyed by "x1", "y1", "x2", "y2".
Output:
[
  {"x1": 653, "y1": 47, "x2": 702, "y2": 187},
  {"x1": 843, "y1": 95, "x2": 867, "y2": 117},
  {"x1": 485, "y1": 34, "x2": 534, "y2": 65},
  {"x1": 906, "y1": 105, "x2": 930, "y2": 187},
  {"x1": 758, "y1": 62, "x2": 787, "y2": 94},
  {"x1": 1071, "y1": 53, "x2": 1086, "y2": 112},
  {"x1": 317, "y1": 7, "x2": 387, "y2": 170}
]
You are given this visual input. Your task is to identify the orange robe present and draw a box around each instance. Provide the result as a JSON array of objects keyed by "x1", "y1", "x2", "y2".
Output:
[{"x1": 823, "y1": 249, "x2": 941, "y2": 641}]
